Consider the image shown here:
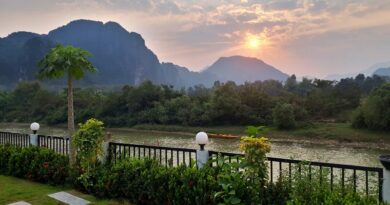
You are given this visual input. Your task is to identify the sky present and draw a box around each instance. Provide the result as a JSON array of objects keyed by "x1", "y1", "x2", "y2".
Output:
[{"x1": 1, "y1": 0, "x2": 390, "y2": 78}]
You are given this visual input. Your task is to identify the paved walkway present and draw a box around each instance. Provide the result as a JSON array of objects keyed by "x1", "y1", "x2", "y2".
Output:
[
  {"x1": 8, "y1": 202, "x2": 31, "y2": 205},
  {"x1": 48, "y1": 191, "x2": 90, "y2": 205}
]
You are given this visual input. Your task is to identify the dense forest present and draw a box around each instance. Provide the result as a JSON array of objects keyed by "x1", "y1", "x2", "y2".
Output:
[{"x1": 0, "y1": 74, "x2": 389, "y2": 130}]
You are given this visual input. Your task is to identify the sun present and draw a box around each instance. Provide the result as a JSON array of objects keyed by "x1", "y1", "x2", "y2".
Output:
[
  {"x1": 249, "y1": 38, "x2": 260, "y2": 48},
  {"x1": 245, "y1": 36, "x2": 262, "y2": 49}
]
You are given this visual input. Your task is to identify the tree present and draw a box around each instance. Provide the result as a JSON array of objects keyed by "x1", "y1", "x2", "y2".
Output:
[
  {"x1": 209, "y1": 81, "x2": 241, "y2": 124},
  {"x1": 285, "y1": 74, "x2": 298, "y2": 92},
  {"x1": 37, "y1": 44, "x2": 97, "y2": 164},
  {"x1": 273, "y1": 103, "x2": 296, "y2": 130},
  {"x1": 352, "y1": 83, "x2": 390, "y2": 130}
]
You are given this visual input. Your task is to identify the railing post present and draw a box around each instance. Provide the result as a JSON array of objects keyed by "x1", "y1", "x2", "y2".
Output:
[
  {"x1": 30, "y1": 133, "x2": 38, "y2": 146},
  {"x1": 197, "y1": 149, "x2": 209, "y2": 168},
  {"x1": 379, "y1": 155, "x2": 390, "y2": 202},
  {"x1": 101, "y1": 132, "x2": 112, "y2": 164}
]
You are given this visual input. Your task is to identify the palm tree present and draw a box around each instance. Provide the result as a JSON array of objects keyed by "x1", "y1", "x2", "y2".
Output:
[{"x1": 37, "y1": 44, "x2": 97, "y2": 164}]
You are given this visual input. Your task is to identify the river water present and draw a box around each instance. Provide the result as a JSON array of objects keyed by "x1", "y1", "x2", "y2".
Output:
[{"x1": 0, "y1": 123, "x2": 387, "y2": 167}]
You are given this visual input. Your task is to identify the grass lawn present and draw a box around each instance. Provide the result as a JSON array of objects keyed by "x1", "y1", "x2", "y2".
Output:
[
  {"x1": 131, "y1": 123, "x2": 390, "y2": 143},
  {"x1": 0, "y1": 175, "x2": 131, "y2": 205}
]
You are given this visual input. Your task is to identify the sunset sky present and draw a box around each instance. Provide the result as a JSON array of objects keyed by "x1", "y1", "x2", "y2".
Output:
[{"x1": 1, "y1": 0, "x2": 390, "y2": 78}]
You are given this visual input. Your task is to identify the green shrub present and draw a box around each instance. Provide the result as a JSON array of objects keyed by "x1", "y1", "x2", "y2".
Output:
[
  {"x1": 73, "y1": 118, "x2": 105, "y2": 189},
  {"x1": 84, "y1": 159, "x2": 219, "y2": 204},
  {"x1": 352, "y1": 83, "x2": 390, "y2": 130},
  {"x1": 80, "y1": 157, "x2": 284, "y2": 205},
  {"x1": 273, "y1": 103, "x2": 297, "y2": 130},
  {"x1": 0, "y1": 145, "x2": 69, "y2": 185},
  {"x1": 0, "y1": 145, "x2": 16, "y2": 174}
]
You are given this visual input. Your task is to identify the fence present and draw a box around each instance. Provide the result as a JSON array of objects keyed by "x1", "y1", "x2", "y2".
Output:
[
  {"x1": 0, "y1": 131, "x2": 384, "y2": 202},
  {"x1": 0, "y1": 132, "x2": 69, "y2": 154},
  {"x1": 38, "y1": 135, "x2": 70, "y2": 155},
  {"x1": 110, "y1": 142, "x2": 384, "y2": 202},
  {"x1": 209, "y1": 151, "x2": 384, "y2": 201},
  {"x1": 0, "y1": 132, "x2": 30, "y2": 147},
  {"x1": 108, "y1": 142, "x2": 197, "y2": 167}
]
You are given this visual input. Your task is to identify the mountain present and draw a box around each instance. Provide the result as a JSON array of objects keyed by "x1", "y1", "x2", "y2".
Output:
[
  {"x1": 0, "y1": 19, "x2": 286, "y2": 88},
  {"x1": 203, "y1": 56, "x2": 289, "y2": 84},
  {"x1": 160, "y1": 62, "x2": 217, "y2": 87},
  {"x1": 49, "y1": 20, "x2": 165, "y2": 86},
  {"x1": 326, "y1": 61, "x2": 390, "y2": 80},
  {"x1": 0, "y1": 32, "x2": 54, "y2": 86},
  {"x1": 374, "y1": 67, "x2": 390, "y2": 76}
]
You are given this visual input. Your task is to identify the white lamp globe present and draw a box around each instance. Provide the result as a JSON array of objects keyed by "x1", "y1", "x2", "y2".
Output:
[
  {"x1": 195, "y1": 132, "x2": 208, "y2": 145},
  {"x1": 30, "y1": 122, "x2": 40, "y2": 131}
]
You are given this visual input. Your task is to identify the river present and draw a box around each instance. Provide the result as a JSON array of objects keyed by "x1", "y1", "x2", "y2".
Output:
[{"x1": 0, "y1": 123, "x2": 386, "y2": 167}]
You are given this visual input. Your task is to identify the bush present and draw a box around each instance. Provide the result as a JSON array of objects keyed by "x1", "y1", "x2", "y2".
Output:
[
  {"x1": 273, "y1": 103, "x2": 297, "y2": 130},
  {"x1": 79, "y1": 157, "x2": 286, "y2": 205},
  {"x1": 0, "y1": 145, "x2": 69, "y2": 185},
  {"x1": 73, "y1": 118, "x2": 105, "y2": 188},
  {"x1": 352, "y1": 83, "x2": 390, "y2": 130},
  {"x1": 0, "y1": 145, "x2": 15, "y2": 174}
]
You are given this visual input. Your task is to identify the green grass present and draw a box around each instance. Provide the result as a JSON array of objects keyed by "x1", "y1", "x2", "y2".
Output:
[
  {"x1": 0, "y1": 175, "x2": 131, "y2": 205},
  {"x1": 131, "y1": 123, "x2": 390, "y2": 143}
]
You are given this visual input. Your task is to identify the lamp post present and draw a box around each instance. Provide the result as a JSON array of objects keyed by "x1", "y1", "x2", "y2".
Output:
[
  {"x1": 379, "y1": 155, "x2": 390, "y2": 202},
  {"x1": 30, "y1": 122, "x2": 40, "y2": 146},
  {"x1": 196, "y1": 132, "x2": 209, "y2": 168}
]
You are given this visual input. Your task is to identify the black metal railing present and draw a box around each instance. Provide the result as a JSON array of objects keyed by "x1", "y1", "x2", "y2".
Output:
[
  {"x1": 0, "y1": 132, "x2": 30, "y2": 147},
  {"x1": 38, "y1": 135, "x2": 69, "y2": 155},
  {"x1": 108, "y1": 142, "x2": 197, "y2": 167},
  {"x1": 0, "y1": 132, "x2": 69, "y2": 155},
  {"x1": 209, "y1": 151, "x2": 384, "y2": 202}
]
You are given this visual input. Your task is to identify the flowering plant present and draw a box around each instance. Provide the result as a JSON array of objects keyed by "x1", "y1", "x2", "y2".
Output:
[{"x1": 239, "y1": 126, "x2": 271, "y2": 186}]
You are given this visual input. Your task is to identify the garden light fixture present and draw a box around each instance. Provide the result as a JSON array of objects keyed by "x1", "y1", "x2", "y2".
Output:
[
  {"x1": 195, "y1": 131, "x2": 208, "y2": 150},
  {"x1": 30, "y1": 122, "x2": 40, "y2": 134}
]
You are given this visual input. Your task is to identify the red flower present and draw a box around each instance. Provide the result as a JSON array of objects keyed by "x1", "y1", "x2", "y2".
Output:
[{"x1": 43, "y1": 162, "x2": 49, "y2": 169}]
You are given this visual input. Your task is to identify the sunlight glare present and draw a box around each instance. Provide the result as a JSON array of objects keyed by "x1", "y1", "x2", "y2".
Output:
[{"x1": 245, "y1": 35, "x2": 262, "y2": 49}]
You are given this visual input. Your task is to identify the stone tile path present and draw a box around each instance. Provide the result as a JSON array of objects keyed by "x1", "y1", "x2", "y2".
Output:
[
  {"x1": 48, "y1": 191, "x2": 90, "y2": 205},
  {"x1": 8, "y1": 202, "x2": 31, "y2": 205}
]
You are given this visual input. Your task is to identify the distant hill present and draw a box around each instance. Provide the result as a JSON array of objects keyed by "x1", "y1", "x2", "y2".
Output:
[
  {"x1": 203, "y1": 56, "x2": 288, "y2": 84},
  {"x1": 0, "y1": 19, "x2": 287, "y2": 88},
  {"x1": 326, "y1": 61, "x2": 390, "y2": 80},
  {"x1": 374, "y1": 67, "x2": 390, "y2": 76}
]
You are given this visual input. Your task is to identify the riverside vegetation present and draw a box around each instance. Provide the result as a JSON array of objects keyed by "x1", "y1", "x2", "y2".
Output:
[
  {"x1": 0, "y1": 119, "x2": 387, "y2": 204},
  {"x1": 0, "y1": 74, "x2": 389, "y2": 133}
]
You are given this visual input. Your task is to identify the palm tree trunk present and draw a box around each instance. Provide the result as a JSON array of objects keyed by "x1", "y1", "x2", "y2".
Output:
[{"x1": 67, "y1": 73, "x2": 76, "y2": 165}]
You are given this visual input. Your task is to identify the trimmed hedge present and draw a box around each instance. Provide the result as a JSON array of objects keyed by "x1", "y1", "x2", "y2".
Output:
[
  {"x1": 73, "y1": 158, "x2": 290, "y2": 205},
  {"x1": 0, "y1": 145, "x2": 69, "y2": 185}
]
